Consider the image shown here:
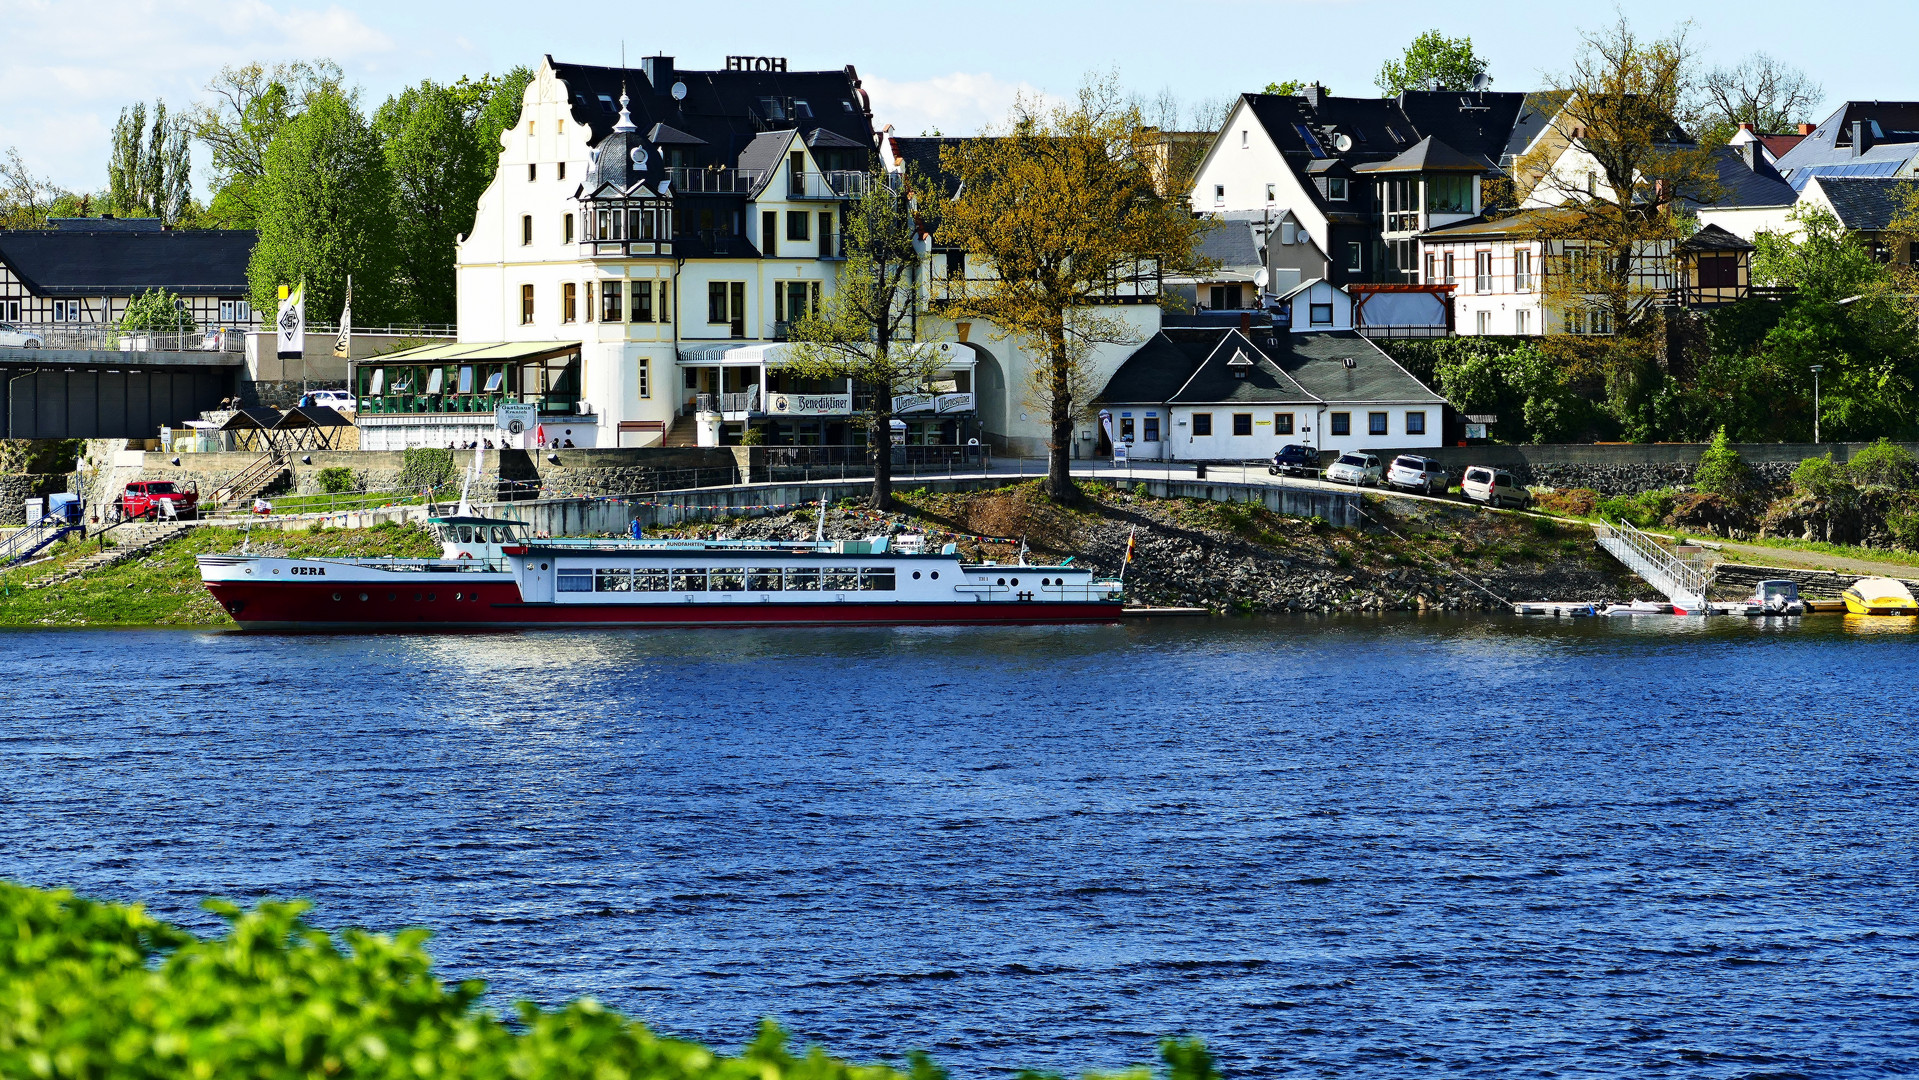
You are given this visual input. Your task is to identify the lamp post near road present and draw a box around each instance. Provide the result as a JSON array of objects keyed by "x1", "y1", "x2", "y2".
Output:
[{"x1": 1810, "y1": 365, "x2": 1824, "y2": 444}]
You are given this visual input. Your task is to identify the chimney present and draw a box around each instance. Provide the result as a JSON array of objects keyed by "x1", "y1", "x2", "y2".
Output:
[
  {"x1": 1239, "y1": 312, "x2": 1253, "y2": 333},
  {"x1": 1739, "y1": 142, "x2": 1762, "y2": 172},
  {"x1": 642, "y1": 55, "x2": 674, "y2": 93},
  {"x1": 1303, "y1": 82, "x2": 1323, "y2": 109},
  {"x1": 1738, "y1": 122, "x2": 1756, "y2": 134},
  {"x1": 1852, "y1": 119, "x2": 1870, "y2": 156}
]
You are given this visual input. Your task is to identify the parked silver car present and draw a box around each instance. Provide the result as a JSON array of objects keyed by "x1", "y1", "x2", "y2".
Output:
[
  {"x1": 1460, "y1": 466, "x2": 1530, "y2": 509},
  {"x1": 1324, "y1": 452, "x2": 1383, "y2": 486},
  {"x1": 1383, "y1": 454, "x2": 1449, "y2": 495},
  {"x1": 0, "y1": 323, "x2": 45, "y2": 348}
]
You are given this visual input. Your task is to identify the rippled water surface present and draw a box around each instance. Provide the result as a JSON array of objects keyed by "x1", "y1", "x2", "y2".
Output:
[{"x1": 3, "y1": 616, "x2": 1917, "y2": 1077}]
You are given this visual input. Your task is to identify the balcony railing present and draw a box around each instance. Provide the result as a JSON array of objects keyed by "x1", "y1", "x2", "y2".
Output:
[
  {"x1": 666, "y1": 167, "x2": 767, "y2": 194},
  {"x1": 582, "y1": 238, "x2": 673, "y2": 258},
  {"x1": 355, "y1": 393, "x2": 581, "y2": 417},
  {"x1": 787, "y1": 170, "x2": 884, "y2": 199}
]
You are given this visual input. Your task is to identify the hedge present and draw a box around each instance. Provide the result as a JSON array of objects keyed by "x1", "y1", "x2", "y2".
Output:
[{"x1": 0, "y1": 881, "x2": 1214, "y2": 1080}]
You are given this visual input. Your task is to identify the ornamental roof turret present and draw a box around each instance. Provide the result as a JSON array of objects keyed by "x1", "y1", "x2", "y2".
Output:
[{"x1": 580, "y1": 90, "x2": 663, "y2": 198}]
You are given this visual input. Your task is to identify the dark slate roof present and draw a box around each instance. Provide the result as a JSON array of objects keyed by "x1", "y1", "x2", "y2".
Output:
[
  {"x1": 1678, "y1": 223, "x2": 1753, "y2": 252},
  {"x1": 737, "y1": 129, "x2": 796, "y2": 176},
  {"x1": 1704, "y1": 144, "x2": 1796, "y2": 208},
  {"x1": 1502, "y1": 91, "x2": 1571, "y2": 164},
  {"x1": 549, "y1": 56, "x2": 876, "y2": 172},
  {"x1": 1239, "y1": 89, "x2": 1525, "y2": 215},
  {"x1": 646, "y1": 122, "x2": 706, "y2": 145},
  {"x1": 1168, "y1": 331, "x2": 1317, "y2": 404},
  {"x1": 1097, "y1": 330, "x2": 1219, "y2": 404},
  {"x1": 1276, "y1": 331, "x2": 1443, "y2": 404},
  {"x1": 0, "y1": 229, "x2": 255, "y2": 297},
  {"x1": 1352, "y1": 135, "x2": 1492, "y2": 174},
  {"x1": 1813, "y1": 176, "x2": 1919, "y2": 231},
  {"x1": 580, "y1": 97, "x2": 663, "y2": 197},
  {"x1": 889, "y1": 135, "x2": 968, "y2": 197},
  {"x1": 50, "y1": 216, "x2": 163, "y2": 232},
  {"x1": 1192, "y1": 218, "x2": 1265, "y2": 274}
]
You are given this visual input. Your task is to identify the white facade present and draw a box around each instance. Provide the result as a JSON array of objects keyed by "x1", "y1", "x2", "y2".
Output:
[
  {"x1": 1279, "y1": 279, "x2": 1355, "y2": 332},
  {"x1": 1416, "y1": 234, "x2": 1548, "y2": 336},
  {"x1": 1187, "y1": 99, "x2": 1334, "y2": 259}
]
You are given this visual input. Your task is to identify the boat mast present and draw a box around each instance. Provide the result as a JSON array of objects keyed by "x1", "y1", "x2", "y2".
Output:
[{"x1": 455, "y1": 444, "x2": 485, "y2": 517}]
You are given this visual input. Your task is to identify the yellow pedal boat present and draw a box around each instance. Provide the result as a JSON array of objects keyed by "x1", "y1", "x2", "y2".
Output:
[{"x1": 1842, "y1": 577, "x2": 1919, "y2": 616}]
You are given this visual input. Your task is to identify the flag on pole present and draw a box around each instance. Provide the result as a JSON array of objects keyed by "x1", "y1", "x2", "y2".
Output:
[
  {"x1": 275, "y1": 282, "x2": 305, "y2": 360},
  {"x1": 333, "y1": 275, "x2": 352, "y2": 359},
  {"x1": 1120, "y1": 525, "x2": 1138, "y2": 582}
]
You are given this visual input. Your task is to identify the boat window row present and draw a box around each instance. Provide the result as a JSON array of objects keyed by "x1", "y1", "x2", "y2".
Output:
[
  {"x1": 558, "y1": 566, "x2": 897, "y2": 593},
  {"x1": 439, "y1": 524, "x2": 521, "y2": 544}
]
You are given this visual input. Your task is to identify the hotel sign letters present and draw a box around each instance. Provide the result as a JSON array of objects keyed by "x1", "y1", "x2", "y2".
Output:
[{"x1": 726, "y1": 55, "x2": 788, "y2": 72}]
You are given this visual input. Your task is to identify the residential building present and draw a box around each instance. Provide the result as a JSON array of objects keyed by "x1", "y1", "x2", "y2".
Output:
[
  {"x1": 1416, "y1": 208, "x2": 1677, "y2": 336},
  {"x1": 0, "y1": 218, "x2": 257, "y2": 333},
  {"x1": 1166, "y1": 214, "x2": 1268, "y2": 313},
  {"x1": 1728, "y1": 121, "x2": 1816, "y2": 165},
  {"x1": 1187, "y1": 86, "x2": 1524, "y2": 286},
  {"x1": 1693, "y1": 142, "x2": 1800, "y2": 240},
  {"x1": 1771, "y1": 102, "x2": 1919, "y2": 191},
  {"x1": 1793, "y1": 175, "x2": 1919, "y2": 266},
  {"x1": 1095, "y1": 322, "x2": 1444, "y2": 460},
  {"x1": 398, "y1": 54, "x2": 984, "y2": 452}
]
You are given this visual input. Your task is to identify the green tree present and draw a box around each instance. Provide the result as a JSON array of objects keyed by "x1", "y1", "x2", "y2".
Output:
[
  {"x1": 786, "y1": 172, "x2": 947, "y2": 511},
  {"x1": 374, "y1": 81, "x2": 489, "y2": 325},
  {"x1": 1375, "y1": 30, "x2": 1489, "y2": 94},
  {"x1": 189, "y1": 60, "x2": 350, "y2": 228},
  {"x1": 936, "y1": 77, "x2": 1209, "y2": 499},
  {"x1": 247, "y1": 89, "x2": 398, "y2": 326},
  {"x1": 473, "y1": 66, "x2": 535, "y2": 183},
  {"x1": 0, "y1": 147, "x2": 70, "y2": 229},
  {"x1": 117, "y1": 289, "x2": 196, "y2": 334},
  {"x1": 1846, "y1": 438, "x2": 1916, "y2": 491},
  {"x1": 1263, "y1": 80, "x2": 1314, "y2": 96},
  {"x1": 1692, "y1": 425, "x2": 1753, "y2": 498}
]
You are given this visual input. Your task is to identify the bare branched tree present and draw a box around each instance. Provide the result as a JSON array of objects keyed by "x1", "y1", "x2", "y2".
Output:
[
  {"x1": 1702, "y1": 52, "x2": 1822, "y2": 136},
  {"x1": 0, "y1": 147, "x2": 70, "y2": 229}
]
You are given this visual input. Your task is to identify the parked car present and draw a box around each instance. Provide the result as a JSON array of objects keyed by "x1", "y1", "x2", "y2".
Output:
[
  {"x1": 113, "y1": 480, "x2": 198, "y2": 521},
  {"x1": 1383, "y1": 454, "x2": 1449, "y2": 495},
  {"x1": 1324, "y1": 452, "x2": 1383, "y2": 487},
  {"x1": 300, "y1": 389, "x2": 355, "y2": 412},
  {"x1": 1460, "y1": 466, "x2": 1530, "y2": 509},
  {"x1": 0, "y1": 323, "x2": 45, "y2": 348},
  {"x1": 1267, "y1": 443, "x2": 1319, "y2": 477}
]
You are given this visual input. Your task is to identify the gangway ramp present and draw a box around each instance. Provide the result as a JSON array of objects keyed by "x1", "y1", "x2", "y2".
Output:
[{"x1": 1593, "y1": 518, "x2": 1712, "y2": 612}]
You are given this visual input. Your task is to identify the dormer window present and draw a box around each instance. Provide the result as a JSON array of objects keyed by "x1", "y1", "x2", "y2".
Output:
[{"x1": 1327, "y1": 177, "x2": 1349, "y2": 201}]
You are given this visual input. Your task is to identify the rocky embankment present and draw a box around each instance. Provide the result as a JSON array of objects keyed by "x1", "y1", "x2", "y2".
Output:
[{"x1": 680, "y1": 482, "x2": 1645, "y2": 613}]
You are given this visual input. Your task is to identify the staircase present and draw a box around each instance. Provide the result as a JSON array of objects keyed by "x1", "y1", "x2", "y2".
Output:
[
  {"x1": 1, "y1": 518, "x2": 84, "y2": 568},
  {"x1": 1593, "y1": 519, "x2": 1712, "y2": 611},
  {"x1": 663, "y1": 415, "x2": 702, "y2": 448},
  {"x1": 214, "y1": 450, "x2": 287, "y2": 507},
  {"x1": 29, "y1": 522, "x2": 196, "y2": 590}
]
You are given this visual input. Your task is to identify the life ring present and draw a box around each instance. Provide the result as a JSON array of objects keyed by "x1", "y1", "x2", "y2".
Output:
[{"x1": 457, "y1": 551, "x2": 473, "y2": 560}]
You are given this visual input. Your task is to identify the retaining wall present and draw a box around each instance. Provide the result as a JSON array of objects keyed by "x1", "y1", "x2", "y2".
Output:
[{"x1": 1361, "y1": 442, "x2": 1919, "y2": 496}]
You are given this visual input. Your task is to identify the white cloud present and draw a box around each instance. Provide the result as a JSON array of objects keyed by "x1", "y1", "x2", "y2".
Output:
[
  {"x1": 863, "y1": 71, "x2": 1063, "y2": 138},
  {"x1": 0, "y1": 0, "x2": 393, "y2": 192}
]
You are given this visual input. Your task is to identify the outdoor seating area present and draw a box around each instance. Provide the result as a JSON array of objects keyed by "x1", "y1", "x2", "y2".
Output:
[{"x1": 354, "y1": 341, "x2": 584, "y2": 417}]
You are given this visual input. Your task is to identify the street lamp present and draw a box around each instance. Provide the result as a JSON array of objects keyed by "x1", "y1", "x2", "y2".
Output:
[{"x1": 1810, "y1": 365, "x2": 1824, "y2": 444}]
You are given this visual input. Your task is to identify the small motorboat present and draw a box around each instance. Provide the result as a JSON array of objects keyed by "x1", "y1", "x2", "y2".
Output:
[
  {"x1": 1749, "y1": 579, "x2": 1807, "y2": 616},
  {"x1": 1842, "y1": 577, "x2": 1919, "y2": 616},
  {"x1": 1600, "y1": 600, "x2": 1673, "y2": 616},
  {"x1": 1513, "y1": 601, "x2": 1596, "y2": 617}
]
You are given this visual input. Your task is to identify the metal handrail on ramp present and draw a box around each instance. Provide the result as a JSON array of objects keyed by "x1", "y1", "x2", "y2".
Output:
[{"x1": 1593, "y1": 518, "x2": 1711, "y2": 608}]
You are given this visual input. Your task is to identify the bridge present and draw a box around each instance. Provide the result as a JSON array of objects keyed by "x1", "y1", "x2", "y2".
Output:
[
  {"x1": 0, "y1": 347, "x2": 240, "y2": 439},
  {"x1": 1593, "y1": 518, "x2": 1712, "y2": 612}
]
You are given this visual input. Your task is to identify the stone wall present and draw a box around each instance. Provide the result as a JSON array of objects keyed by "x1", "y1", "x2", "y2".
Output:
[{"x1": 1362, "y1": 441, "x2": 1919, "y2": 496}]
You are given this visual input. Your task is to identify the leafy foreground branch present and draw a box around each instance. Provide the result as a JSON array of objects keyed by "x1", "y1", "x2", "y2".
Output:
[{"x1": 0, "y1": 881, "x2": 1215, "y2": 1080}]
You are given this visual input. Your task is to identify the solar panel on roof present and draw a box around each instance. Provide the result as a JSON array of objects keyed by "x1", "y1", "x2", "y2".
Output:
[{"x1": 1293, "y1": 123, "x2": 1328, "y2": 159}]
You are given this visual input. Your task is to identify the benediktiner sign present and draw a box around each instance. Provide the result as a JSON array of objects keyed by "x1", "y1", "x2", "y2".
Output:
[{"x1": 276, "y1": 282, "x2": 305, "y2": 360}]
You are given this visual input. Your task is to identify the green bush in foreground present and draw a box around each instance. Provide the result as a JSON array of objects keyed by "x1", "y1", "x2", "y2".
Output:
[{"x1": 0, "y1": 881, "x2": 1215, "y2": 1080}]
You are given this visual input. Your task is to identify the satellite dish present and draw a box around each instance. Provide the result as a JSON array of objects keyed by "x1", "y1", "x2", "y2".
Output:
[
  {"x1": 1332, "y1": 132, "x2": 1354, "y2": 153},
  {"x1": 1471, "y1": 72, "x2": 1492, "y2": 92},
  {"x1": 670, "y1": 81, "x2": 688, "y2": 101},
  {"x1": 1254, "y1": 268, "x2": 1270, "y2": 289}
]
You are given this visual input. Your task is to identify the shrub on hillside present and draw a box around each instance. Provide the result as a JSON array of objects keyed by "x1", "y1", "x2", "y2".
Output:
[
  {"x1": 1692, "y1": 426, "x2": 1754, "y2": 500},
  {"x1": 0, "y1": 880, "x2": 1219, "y2": 1080},
  {"x1": 1596, "y1": 488, "x2": 1679, "y2": 529},
  {"x1": 1662, "y1": 491, "x2": 1752, "y2": 538},
  {"x1": 316, "y1": 466, "x2": 356, "y2": 494},
  {"x1": 1532, "y1": 488, "x2": 1599, "y2": 517},
  {"x1": 1791, "y1": 453, "x2": 1852, "y2": 499},
  {"x1": 1846, "y1": 438, "x2": 1916, "y2": 492}
]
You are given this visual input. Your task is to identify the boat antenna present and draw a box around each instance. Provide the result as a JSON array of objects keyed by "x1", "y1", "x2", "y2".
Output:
[
  {"x1": 456, "y1": 443, "x2": 484, "y2": 517},
  {"x1": 1018, "y1": 536, "x2": 1029, "y2": 566}
]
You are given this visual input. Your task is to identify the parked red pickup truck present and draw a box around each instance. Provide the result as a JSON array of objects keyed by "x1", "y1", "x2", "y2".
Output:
[{"x1": 114, "y1": 481, "x2": 198, "y2": 521}]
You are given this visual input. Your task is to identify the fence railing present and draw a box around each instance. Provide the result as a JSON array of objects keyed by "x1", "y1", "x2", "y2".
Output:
[{"x1": 1, "y1": 324, "x2": 249, "y2": 352}]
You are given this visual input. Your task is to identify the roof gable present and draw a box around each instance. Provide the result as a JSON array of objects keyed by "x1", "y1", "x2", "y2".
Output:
[{"x1": 1167, "y1": 329, "x2": 1316, "y2": 404}]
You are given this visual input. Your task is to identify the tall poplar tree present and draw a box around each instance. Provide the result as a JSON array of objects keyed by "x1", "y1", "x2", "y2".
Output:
[
  {"x1": 107, "y1": 101, "x2": 191, "y2": 223},
  {"x1": 247, "y1": 89, "x2": 398, "y2": 325},
  {"x1": 935, "y1": 78, "x2": 1207, "y2": 499}
]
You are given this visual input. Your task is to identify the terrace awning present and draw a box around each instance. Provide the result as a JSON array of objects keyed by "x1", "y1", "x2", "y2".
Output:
[
  {"x1": 369, "y1": 340, "x2": 582, "y2": 364},
  {"x1": 219, "y1": 407, "x2": 282, "y2": 431}
]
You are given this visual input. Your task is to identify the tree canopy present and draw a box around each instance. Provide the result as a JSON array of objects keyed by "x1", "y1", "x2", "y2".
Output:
[
  {"x1": 247, "y1": 88, "x2": 398, "y2": 326},
  {"x1": 107, "y1": 101, "x2": 191, "y2": 224},
  {"x1": 374, "y1": 81, "x2": 491, "y2": 325},
  {"x1": 936, "y1": 77, "x2": 1209, "y2": 498},
  {"x1": 1375, "y1": 31, "x2": 1490, "y2": 95},
  {"x1": 189, "y1": 60, "x2": 351, "y2": 229},
  {"x1": 1699, "y1": 52, "x2": 1822, "y2": 142}
]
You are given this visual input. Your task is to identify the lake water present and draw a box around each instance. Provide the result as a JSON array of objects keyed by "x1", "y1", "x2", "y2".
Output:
[{"x1": 3, "y1": 616, "x2": 1917, "y2": 1078}]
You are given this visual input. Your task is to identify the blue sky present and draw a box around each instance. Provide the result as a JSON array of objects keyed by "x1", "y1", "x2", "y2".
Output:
[{"x1": 5, "y1": 0, "x2": 1918, "y2": 195}]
